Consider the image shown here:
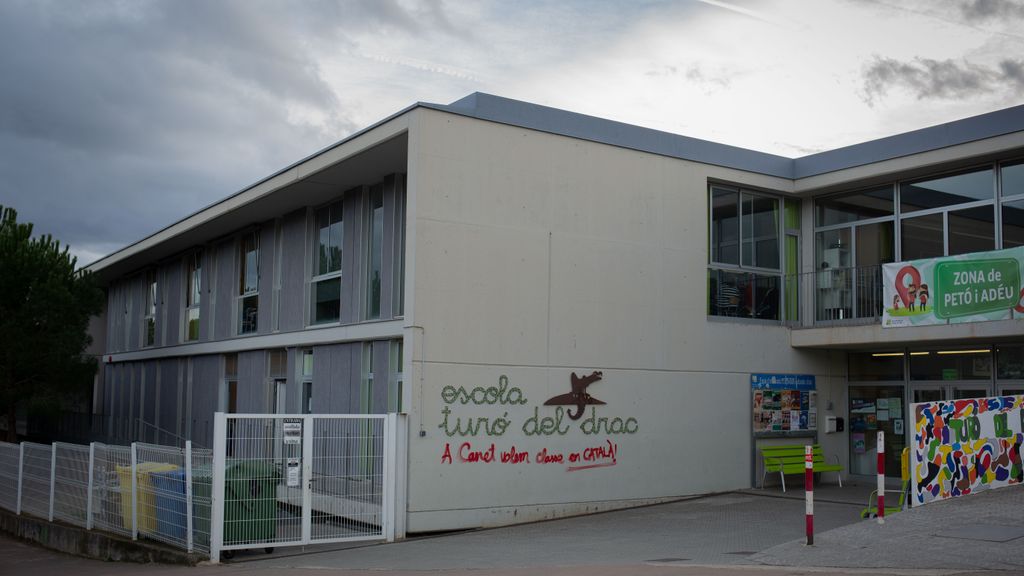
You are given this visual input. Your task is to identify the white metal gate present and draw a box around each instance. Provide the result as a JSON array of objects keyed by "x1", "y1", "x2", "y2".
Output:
[{"x1": 210, "y1": 413, "x2": 396, "y2": 562}]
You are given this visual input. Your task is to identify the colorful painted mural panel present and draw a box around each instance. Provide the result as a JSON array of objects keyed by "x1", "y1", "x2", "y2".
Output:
[{"x1": 911, "y1": 394, "x2": 1024, "y2": 506}]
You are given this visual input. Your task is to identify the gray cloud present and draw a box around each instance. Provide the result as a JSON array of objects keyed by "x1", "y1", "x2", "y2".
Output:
[
  {"x1": 861, "y1": 56, "x2": 1024, "y2": 105},
  {"x1": 0, "y1": 0, "x2": 458, "y2": 265},
  {"x1": 958, "y1": 0, "x2": 1024, "y2": 21}
]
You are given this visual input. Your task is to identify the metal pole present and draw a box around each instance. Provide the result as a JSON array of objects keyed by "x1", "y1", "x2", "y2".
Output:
[
  {"x1": 877, "y1": 430, "x2": 885, "y2": 524},
  {"x1": 384, "y1": 413, "x2": 396, "y2": 542},
  {"x1": 131, "y1": 442, "x2": 138, "y2": 540},
  {"x1": 86, "y1": 442, "x2": 95, "y2": 530},
  {"x1": 804, "y1": 444, "x2": 813, "y2": 545},
  {"x1": 185, "y1": 440, "x2": 194, "y2": 553},
  {"x1": 49, "y1": 443, "x2": 57, "y2": 521},
  {"x1": 16, "y1": 443, "x2": 24, "y2": 515},
  {"x1": 301, "y1": 414, "x2": 312, "y2": 543},
  {"x1": 210, "y1": 413, "x2": 226, "y2": 564}
]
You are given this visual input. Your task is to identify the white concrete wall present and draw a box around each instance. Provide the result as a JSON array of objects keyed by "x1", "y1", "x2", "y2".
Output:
[{"x1": 403, "y1": 109, "x2": 834, "y2": 532}]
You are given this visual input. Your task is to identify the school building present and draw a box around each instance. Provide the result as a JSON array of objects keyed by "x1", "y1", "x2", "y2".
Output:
[{"x1": 84, "y1": 93, "x2": 1024, "y2": 533}]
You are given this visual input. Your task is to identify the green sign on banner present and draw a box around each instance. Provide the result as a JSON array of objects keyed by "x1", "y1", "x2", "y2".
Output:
[
  {"x1": 934, "y1": 258, "x2": 1020, "y2": 319},
  {"x1": 882, "y1": 246, "x2": 1024, "y2": 328}
]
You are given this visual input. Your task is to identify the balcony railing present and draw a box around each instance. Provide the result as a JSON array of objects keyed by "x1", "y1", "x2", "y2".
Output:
[{"x1": 806, "y1": 263, "x2": 884, "y2": 326}]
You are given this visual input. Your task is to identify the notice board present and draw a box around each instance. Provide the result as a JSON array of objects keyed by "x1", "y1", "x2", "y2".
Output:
[{"x1": 751, "y1": 373, "x2": 817, "y2": 435}]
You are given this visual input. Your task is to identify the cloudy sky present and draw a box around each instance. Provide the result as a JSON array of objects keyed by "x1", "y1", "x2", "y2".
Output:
[{"x1": 2, "y1": 0, "x2": 1023, "y2": 266}]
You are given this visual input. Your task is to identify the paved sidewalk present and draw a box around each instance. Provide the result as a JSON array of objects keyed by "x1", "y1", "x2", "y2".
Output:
[
  {"x1": 750, "y1": 484, "x2": 1024, "y2": 572},
  {"x1": 2, "y1": 484, "x2": 1022, "y2": 575}
]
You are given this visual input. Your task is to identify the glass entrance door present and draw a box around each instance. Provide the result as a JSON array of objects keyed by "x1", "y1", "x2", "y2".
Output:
[
  {"x1": 911, "y1": 383, "x2": 989, "y2": 403},
  {"x1": 849, "y1": 384, "x2": 905, "y2": 477}
]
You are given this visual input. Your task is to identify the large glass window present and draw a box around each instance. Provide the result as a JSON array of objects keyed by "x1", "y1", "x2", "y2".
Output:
[
  {"x1": 144, "y1": 270, "x2": 157, "y2": 347},
  {"x1": 948, "y1": 205, "x2": 995, "y2": 255},
  {"x1": 900, "y1": 169, "x2": 994, "y2": 213},
  {"x1": 997, "y1": 344, "x2": 1024, "y2": 380},
  {"x1": 184, "y1": 252, "x2": 201, "y2": 342},
  {"x1": 1001, "y1": 199, "x2": 1024, "y2": 248},
  {"x1": 1003, "y1": 161, "x2": 1024, "y2": 197},
  {"x1": 709, "y1": 186, "x2": 790, "y2": 320},
  {"x1": 900, "y1": 213, "x2": 944, "y2": 260},
  {"x1": 238, "y1": 231, "x2": 259, "y2": 334},
  {"x1": 312, "y1": 200, "x2": 343, "y2": 324},
  {"x1": 367, "y1": 185, "x2": 384, "y2": 319},
  {"x1": 909, "y1": 349, "x2": 992, "y2": 381},
  {"x1": 815, "y1": 187, "x2": 893, "y2": 226}
]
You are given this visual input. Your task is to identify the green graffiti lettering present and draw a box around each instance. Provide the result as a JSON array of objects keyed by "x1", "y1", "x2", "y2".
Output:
[
  {"x1": 522, "y1": 406, "x2": 571, "y2": 436},
  {"x1": 994, "y1": 413, "x2": 1012, "y2": 438}
]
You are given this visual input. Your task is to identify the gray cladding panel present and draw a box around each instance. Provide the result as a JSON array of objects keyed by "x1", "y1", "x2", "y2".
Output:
[
  {"x1": 161, "y1": 260, "x2": 182, "y2": 346},
  {"x1": 159, "y1": 359, "x2": 179, "y2": 432},
  {"x1": 215, "y1": 240, "x2": 235, "y2": 340},
  {"x1": 372, "y1": 340, "x2": 389, "y2": 414},
  {"x1": 190, "y1": 355, "x2": 221, "y2": 446},
  {"x1": 142, "y1": 361, "x2": 157, "y2": 427},
  {"x1": 258, "y1": 223, "x2": 275, "y2": 335},
  {"x1": 237, "y1": 350, "x2": 267, "y2": 413},
  {"x1": 279, "y1": 209, "x2": 307, "y2": 332}
]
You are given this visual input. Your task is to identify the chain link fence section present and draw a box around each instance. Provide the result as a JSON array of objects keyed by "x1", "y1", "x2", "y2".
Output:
[
  {"x1": 52, "y1": 442, "x2": 91, "y2": 527},
  {"x1": 91, "y1": 443, "x2": 133, "y2": 537},
  {"x1": 0, "y1": 442, "x2": 20, "y2": 513}
]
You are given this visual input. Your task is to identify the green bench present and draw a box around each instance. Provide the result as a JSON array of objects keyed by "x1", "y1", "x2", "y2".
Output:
[{"x1": 760, "y1": 444, "x2": 843, "y2": 492}]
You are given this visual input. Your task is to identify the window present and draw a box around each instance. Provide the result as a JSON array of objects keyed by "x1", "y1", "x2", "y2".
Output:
[
  {"x1": 300, "y1": 350, "x2": 313, "y2": 414},
  {"x1": 312, "y1": 200, "x2": 343, "y2": 324},
  {"x1": 813, "y1": 187, "x2": 895, "y2": 321},
  {"x1": 899, "y1": 168, "x2": 995, "y2": 258},
  {"x1": 238, "y1": 231, "x2": 259, "y2": 334},
  {"x1": 144, "y1": 270, "x2": 157, "y2": 347},
  {"x1": 367, "y1": 185, "x2": 384, "y2": 319},
  {"x1": 708, "y1": 185, "x2": 793, "y2": 320},
  {"x1": 184, "y1": 252, "x2": 201, "y2": 341}
]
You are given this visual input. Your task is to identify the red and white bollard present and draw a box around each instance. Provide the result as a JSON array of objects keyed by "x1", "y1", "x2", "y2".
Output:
[
  {"x1": 805, "y1": 444, "x2": 813, "y2": 545},
  {"x1": 877, "y1": 430, "x2": 885, "y2": 524}
]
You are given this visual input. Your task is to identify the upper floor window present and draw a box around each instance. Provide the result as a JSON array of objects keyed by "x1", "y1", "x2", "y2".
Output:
[
  {"x1": 238, "y1": 231, "x2": 259, "y2": 334},
  {"x1": 709, "y1": 185, "x2": 797, "y2": 321},
  {"x1": 144, "y1": 270, "x2": 157, "y2": 346},
  {"x1": 367, "y1": 185, "x2": 384, "y2": 319},
  {"x1": 312, "y1": 200, "x2": 343, "y2": 324},
  {"x1": 184, "y1": 252, "x2": 201, "y2": 341}
]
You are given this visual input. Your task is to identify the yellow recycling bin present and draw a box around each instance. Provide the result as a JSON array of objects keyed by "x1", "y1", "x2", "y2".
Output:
[{"x1": 116, "y1": 462, "x2": 179, "y2": 532}]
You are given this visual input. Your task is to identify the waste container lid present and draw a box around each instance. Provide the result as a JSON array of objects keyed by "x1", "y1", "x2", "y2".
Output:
[{"x1": 226, "y1": 459, "x2": 281, "y2": 480}]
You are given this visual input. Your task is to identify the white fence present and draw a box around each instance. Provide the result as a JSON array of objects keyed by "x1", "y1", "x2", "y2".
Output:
[
  {"x1": 0, "y1": 439, "x2": 212, "y2": 555},
  {"x1": 0, "y1": 413, "x2": 402, "y2": 562}
]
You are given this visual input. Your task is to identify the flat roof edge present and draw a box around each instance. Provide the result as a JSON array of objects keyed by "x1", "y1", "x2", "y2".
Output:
[
  {"x1": 794, "y1": 104, "x2": 1024, "y2": 178},
  {"x1": 84, "y1": 104, "x2": 419, "y2": 274},
  {"x1": 422, "y1": 93, "x2": 796, "y2": 178}
]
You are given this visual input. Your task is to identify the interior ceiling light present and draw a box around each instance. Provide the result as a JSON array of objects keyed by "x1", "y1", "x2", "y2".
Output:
[
  {"x1": 909, "y1": 351, "x2": 930, "y2": 356},
  {"x1": 936, "y1": 349, "x2": 990, "y2": 355},
  {"x1": 871, "y1": 352, "x2": 904, "y2": 357}
]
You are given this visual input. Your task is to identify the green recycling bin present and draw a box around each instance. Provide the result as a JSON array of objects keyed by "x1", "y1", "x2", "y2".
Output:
[
  {"x1": 223, "y1": 460, "x2": 281, "y2": 545},
  {"x1": 190, "y1": 464, "x2": 213, "y2": 548}
]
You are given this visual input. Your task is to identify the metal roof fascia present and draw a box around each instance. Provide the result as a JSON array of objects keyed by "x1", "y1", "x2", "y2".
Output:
[{"x1": 793, "y1": 104, "x2": 1024, "y2": 179}]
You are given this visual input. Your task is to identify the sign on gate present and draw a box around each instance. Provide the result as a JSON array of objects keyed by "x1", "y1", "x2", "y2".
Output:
[
  {"x1": 210, "y1": 413, "x2": 397, "y2": 563},
  {"x1": 282, "y1": 419, "x2": 302, "y2": 445}
]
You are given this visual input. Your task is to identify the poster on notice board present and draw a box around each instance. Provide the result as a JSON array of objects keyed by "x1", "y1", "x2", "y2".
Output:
[{"x1": 751, "y1": 373, "x2": 816, "y2": 434}]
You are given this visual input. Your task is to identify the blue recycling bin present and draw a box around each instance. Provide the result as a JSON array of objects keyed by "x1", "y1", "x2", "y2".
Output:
[{"x1": 151, "y1": 468, "x2": 188, "y2": 541}]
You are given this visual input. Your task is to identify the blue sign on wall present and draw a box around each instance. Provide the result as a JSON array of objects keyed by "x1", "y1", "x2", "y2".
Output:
[{"x1": 750, "y1": 373, "x2": 816, "y2": 390}]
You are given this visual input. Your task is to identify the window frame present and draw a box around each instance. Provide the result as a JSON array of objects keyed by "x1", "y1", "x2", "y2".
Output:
[
  {"x1": 310, "y1": 197, "x2": 345, "y2": 325},
  {"x1": 707, "y1": 183, "x2": 793, "y2": 322},
  {"x1": 183, "y1": 251, "x2": 202, "y2": 342},
  {"x1": 143, "y1": 269, "x2": 157, "y2": 347},
  {"x1": 237, "y1": 230, "x2": 260, "y2": 335}
]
